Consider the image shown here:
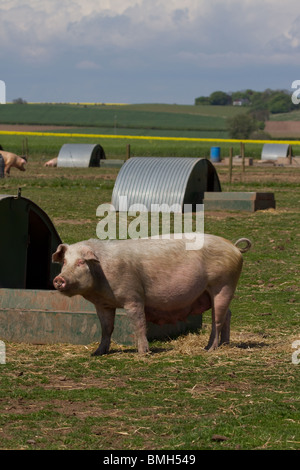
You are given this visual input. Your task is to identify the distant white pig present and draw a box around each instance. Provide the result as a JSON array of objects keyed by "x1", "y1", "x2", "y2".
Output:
[
  {"x1": 52, "y1": 234, "x2": 251, "y2": 355},
  {"x1": 0, "y1": 151, "x2": 27, "y2": 176},
  {"x1": 44, "y1": 157, "x2": 57, "y2": 167}
]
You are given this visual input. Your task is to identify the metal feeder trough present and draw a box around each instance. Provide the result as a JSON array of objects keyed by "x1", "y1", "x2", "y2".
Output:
[{"x1": 0, "y1": 288, "x2": 202, "y2": 346}]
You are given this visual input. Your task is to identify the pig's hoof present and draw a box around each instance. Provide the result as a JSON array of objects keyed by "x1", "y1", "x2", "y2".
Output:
[
  {"x1": 204, "y1": 344, "x2": 218, "y2": 352},
  {"x1": 91, "y1": 348, "x2": 108, "y2": 356},
  {"x1": 137, "y1": 347, "x2": 151, "y2": 355}
]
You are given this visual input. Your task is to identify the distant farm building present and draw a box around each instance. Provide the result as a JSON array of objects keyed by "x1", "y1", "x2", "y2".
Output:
[{"x1": 233, "y1": 99, "x2": 250, "y2": 106}]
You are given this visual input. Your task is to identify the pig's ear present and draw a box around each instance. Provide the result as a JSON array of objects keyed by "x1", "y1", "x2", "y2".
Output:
[
  {"x1": 80, "y1": 246, "x2": 99, "y2": 263},
  {"x1": 52, "y1": 244, "x2": 69, "y2": 263}
]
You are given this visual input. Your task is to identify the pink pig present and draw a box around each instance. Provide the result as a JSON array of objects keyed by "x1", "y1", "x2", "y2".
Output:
[
  {"x1": 44, "y1": 157, "x2": 57, "y2": 167},
  {"x1": 52, "y1": 234, "x2": 251, "y2": 355},
  {"x1": 0, "y1": 151, "x2": 27, "y2": 176}
]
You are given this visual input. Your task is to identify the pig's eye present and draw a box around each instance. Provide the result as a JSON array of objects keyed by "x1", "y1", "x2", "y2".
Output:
[{"x1": 76, "y1": 259, "x2": 85, "y2": 266}]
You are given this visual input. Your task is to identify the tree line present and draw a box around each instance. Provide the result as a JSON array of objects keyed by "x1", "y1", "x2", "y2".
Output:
[
  {"x1": 195, "y1": 89, "x2": 295, "y2": 115},
  {"x1": 195, "y1": 88, "x2": 296, "y2": 139}
]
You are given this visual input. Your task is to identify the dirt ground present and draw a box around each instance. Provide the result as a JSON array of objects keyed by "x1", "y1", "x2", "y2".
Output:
[
  {"x1": 216, "y1": 164, "x2": 300, "y2": 184},
  {"x1": 1, "y1": 329, "x2": 294, "y2": 426},
  {"x1": 264, "y1": 121, "x2": 300, "y2": 138},
  {"x1": 0, "y1": 124, "x2": 75, "y2": 132}
]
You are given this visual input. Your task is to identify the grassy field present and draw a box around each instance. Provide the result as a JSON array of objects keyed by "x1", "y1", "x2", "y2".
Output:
[
  {"x1": 0, "y1": 132, "x2": 252, "y2": 160},
  {"x1": 0, "y1": 158, "x2": 299, "y2": 450},
  {"x1": 270, "y1": 109, "x2": 300, "y2": 121},
  {"x1": 3, "y1": 132, "x2": 300, "y2": 164}
]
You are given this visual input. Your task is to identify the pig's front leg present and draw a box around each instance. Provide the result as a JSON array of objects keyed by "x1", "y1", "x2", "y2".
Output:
[
  {"x1": 92, "y1": 306, "x2": 116, "y2": 356},
  {"x1": 4, "y1": 165, "x2": 11, "y2": 176},
  {"x1": 125, "y1": 301, "x2": 149, "y2": 354}
]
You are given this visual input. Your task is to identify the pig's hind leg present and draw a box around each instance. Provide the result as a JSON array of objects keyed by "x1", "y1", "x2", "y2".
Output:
[
  {"x1": 220, "y1": 308, "x2": 231, "y2": 346},
  {"x1": 92, "y1": 307, "x2": 116, "y2": 356},
  {"x1": 205, "y1": 288, "x2": 233, "y2": 351}
]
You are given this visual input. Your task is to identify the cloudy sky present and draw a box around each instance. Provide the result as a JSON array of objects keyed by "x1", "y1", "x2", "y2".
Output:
[{"x1": 1, "y1": 0, "x2": 300, "y2": 104}]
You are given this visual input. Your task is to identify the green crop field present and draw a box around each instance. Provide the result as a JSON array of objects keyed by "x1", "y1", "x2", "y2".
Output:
[
  {"x1": 0, "y1": 103, "x2": 228, "y2": 130},
  {"x1": 0, "y1": 103, "x2": 249, "y2": 141},
  {"x1": 0, "y1": 102, "x2": 247, "y2": 125},
  {"x1": 0, "y1": 157, "x2": 299, "y2": 450}
]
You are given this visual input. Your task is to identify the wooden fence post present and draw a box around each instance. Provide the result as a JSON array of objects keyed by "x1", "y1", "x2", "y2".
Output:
[
  {"x1": 242, "y1": 142, "x2": 245, "y2": 175},
  {"x1": 229, "y1": 147, "x2": 233, "y2": 184},
  {"x1": 126, "y1": 144, "x2": 131, "y2": 160},
  {"x1": 22, "y1": 138, "x2": 29, "y2": 156}
]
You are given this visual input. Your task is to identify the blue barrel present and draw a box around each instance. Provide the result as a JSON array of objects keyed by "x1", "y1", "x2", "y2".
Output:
[{"x1": 210, "y1": 147, "x2": 221, "y2": 162}]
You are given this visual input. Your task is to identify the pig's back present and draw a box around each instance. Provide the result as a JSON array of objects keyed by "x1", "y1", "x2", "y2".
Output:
[{"x1": 85, "y1": 233, "x2": 242, "y2": 288}]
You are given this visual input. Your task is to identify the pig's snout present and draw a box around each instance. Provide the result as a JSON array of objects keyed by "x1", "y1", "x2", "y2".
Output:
[{"x1": 53, "y1": 275, "x2": 66, "y2": 290}]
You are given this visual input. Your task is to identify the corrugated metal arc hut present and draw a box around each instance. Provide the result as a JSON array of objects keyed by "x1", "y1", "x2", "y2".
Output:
[
  {"x1": 57, "y1": 143, "x2": 106, "y2": 167},
  {"x1": 111, "y1": 157, "x2": 221, "y2": 212},
  {"x1": 261, "y1": 143, "x2": 291, "y2": 161},
  {"x1": 0, "y1": 195, "x2": 61, "y2": 289}
]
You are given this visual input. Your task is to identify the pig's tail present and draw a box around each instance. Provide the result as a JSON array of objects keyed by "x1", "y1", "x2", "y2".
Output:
[{"x1": 234, "y1": 238, "x2": 252, "y2": 253}]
